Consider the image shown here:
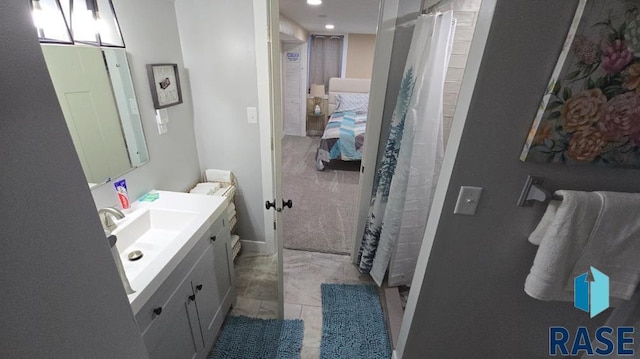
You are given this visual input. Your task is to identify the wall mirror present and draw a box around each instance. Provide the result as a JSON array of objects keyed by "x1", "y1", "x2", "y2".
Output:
[{"x1": 41, "y1": 44, "x2": 149, "y2": 188}]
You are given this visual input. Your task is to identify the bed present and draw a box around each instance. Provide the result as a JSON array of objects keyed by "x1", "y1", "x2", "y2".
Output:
[{"x1": 315, "y1": 77, "x2": 371, "y2": 170}]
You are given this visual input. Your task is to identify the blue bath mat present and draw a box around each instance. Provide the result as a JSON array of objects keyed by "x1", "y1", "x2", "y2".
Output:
[
  {"x1": 320, "y1": 284, "x2": 392, "y2": 359},
  {"x1": 210, "y1": 315, "x2": 303, "y2": 359}
]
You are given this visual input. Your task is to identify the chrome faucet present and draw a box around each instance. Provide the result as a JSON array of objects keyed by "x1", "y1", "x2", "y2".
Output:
[{"x1": 98, "y1": 207, "x2": 125, "y2": 232}]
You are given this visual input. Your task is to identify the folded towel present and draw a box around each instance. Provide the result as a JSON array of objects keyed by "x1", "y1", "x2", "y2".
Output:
[
  {"x1": 227, "y1": 209, "x2": 236, "y2": 221},
  {"x1": 189, "y1": 187, "x2": 215, "y2": 195},
  {"x1": 205, "y1": 169, "x2": 233, "y2": 183},
  {"x1": 196, "y1": 182, "x2": 221, "y2": 191},
  {"x1": 568, "y1": 191, "x2": 640, "y2": 300},
  {"x1": 524, "y1": 190, "x2": 602, "y2": 302}
]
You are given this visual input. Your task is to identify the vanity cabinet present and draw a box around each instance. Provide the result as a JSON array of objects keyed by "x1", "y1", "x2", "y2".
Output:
[{"x1": 135, "y1": 212, "x2": 235, "y2": 359}]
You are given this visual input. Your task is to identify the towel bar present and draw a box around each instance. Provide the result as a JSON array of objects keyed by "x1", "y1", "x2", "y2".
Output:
[{"x1": 517, "y1": 175, "x2": 563, "y2": 207}]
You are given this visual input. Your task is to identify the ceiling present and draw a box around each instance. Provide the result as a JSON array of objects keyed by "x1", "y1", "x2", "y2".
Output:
[{"x1": 279, "y1": 0, "x2": 380, "y2": 35}]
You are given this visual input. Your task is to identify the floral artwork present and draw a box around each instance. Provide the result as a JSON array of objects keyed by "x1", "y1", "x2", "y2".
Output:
[{"x1": 521, "y1": 0, "x2": 640, "y2": 168}]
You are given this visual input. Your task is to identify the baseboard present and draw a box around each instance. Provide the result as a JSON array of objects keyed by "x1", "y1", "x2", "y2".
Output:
[
  {"x1": 240, "y1": 239, "x2": 272, "y2": 254},
  {"x1": 384, "y1": 287, "x2": 403, "y2": 349}
]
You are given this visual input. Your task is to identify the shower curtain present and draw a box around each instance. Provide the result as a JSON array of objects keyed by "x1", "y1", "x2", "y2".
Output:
[{"x1": 356, "y1": 11, "x2": 455, "y2": 287}]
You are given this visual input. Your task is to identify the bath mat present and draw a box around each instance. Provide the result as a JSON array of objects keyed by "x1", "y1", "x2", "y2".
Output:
[
  {"x1": 210, "y1": 315, "x2": 303, "y2": 359},
  {"x1": 320, "y1": 284, "x2": 392, "y2": 359}
]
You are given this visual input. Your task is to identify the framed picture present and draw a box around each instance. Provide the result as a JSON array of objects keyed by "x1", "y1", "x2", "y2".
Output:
[
  {"x1": 147, "y1": 63, "x2": 183, "y2": 109},
  {"x1": 521, "y1": 0, "x2": 640, "y2": 168}
]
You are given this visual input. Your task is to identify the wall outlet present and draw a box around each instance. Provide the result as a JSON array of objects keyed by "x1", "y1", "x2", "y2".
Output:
[{"x1": 247, "y1": 107, "x2": 257, "y2": 124}]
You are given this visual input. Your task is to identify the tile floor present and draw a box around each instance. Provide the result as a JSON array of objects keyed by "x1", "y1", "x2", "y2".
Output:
[
  {"x1": 231, "y1": 248, "x2": 375, "y2": 359},
  {"x1": 231, "y1": 252, "x2": 279, "y2": 319}
]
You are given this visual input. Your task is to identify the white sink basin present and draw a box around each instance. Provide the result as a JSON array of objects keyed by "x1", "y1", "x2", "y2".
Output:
[
  {"x1": 113, "y1": 208, "x2": 198, "y2": 282},
  {"x1": 105, "y1": 190, "x2": 228, "y2": 314}
]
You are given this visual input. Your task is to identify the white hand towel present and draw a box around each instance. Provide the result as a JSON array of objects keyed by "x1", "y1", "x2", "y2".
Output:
[
  {"x1": 205, "y1": 169, "x2": 233, "y2": 183},
  {"x1": 528, "y1": 199, "x2": 561, "y2": 245},
  {"x1": 524, "y1": 190, "x2": 602, "y2": 302},
  {"x1": 568, "y1": 191, "x2": 640, "y2": 300}
]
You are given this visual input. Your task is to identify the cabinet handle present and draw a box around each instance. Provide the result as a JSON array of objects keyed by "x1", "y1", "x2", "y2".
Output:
[
  {"x1": 210, "y1": 235, "x2": 216, "y2": 242},
  {"x1": 153, "y1": 307, "x2": 162, "y2": 316},
  {"x1": 189, "y1": 294, "x2": 196, "y2": 301},
  {"x1": 196, "y1": 284, "x2": 203, "y2": 291}
]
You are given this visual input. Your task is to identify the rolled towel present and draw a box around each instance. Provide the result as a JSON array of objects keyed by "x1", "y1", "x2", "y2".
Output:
[
  {"x1": 205, "y1": 169, "x2": 233, "y2": 183},
  {"x1": 524, "y1": 190, "x2": 602, "y2": 302}
]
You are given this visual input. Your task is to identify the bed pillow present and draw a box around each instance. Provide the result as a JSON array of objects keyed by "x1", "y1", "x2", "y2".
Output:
[{"x1": 335, "y1": 93, "x2": 370, "y2": 113}]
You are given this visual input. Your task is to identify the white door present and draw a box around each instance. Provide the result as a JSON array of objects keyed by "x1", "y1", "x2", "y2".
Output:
[{"x1": 254, "y1": 0, "x2": 285, "y2": 318}]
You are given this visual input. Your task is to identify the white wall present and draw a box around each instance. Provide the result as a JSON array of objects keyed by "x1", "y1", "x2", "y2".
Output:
[
  {"x1": 0, "y1": 2, "x2": 148, "y2": 357},
  {"x1": 90, "y1": 0, "x2": 201, "y2": 209},
  {"x1": 174, "y1": 0, "x2": 267, "y2": 245}
]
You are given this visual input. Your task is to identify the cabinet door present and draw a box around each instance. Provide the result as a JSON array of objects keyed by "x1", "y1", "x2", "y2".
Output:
[
  {"x1": 143, "y1": 279, "x2": 201, "y2": 359},
  {"x1": 213, "y1": 227, "x2": 233, "y2": 309},
  {"x1": 190, "y1": 241, "x2": 221, "y2": 348},
  {"x1": 191, "y1": 227, "x2": 233, "y2": 350}
]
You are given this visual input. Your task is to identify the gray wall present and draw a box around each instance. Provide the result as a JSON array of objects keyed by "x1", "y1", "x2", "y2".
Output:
[
  {"x1": 403, "y1": 1, "x2": 640, "y2": 357},
  {"x1": 174, "y1": 0, "x2": 266, "y2": 244},
  {"x1": 91, "y1": 0, "x2": 202, "y2": 208},
  {"x1": 0, "y1": 2, "x2": 147, "y2": 357}
]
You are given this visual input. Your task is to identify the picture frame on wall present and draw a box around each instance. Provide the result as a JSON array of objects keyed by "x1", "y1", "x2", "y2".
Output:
[
  {"x1": 147, "y1": 63, "x2": 183, "y2": 109},
  {"x1": 521, "y1": 0, "x2": 640, "y2": 168}
]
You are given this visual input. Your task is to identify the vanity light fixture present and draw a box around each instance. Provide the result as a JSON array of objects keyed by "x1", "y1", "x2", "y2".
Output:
[
  {"x1": 71, "y1": 0, "x2": 125, "y2": 47},
  {"x1": 325, "y1": 24, "x2": 335, "y2": 30},
  {"x1": 30, "y1": 0, "x2": 125, "y2": 47},
  {"x1": 307, "y1": 0, "x2": 322, "y2": 5},
  {"x1": 30, "y1": 0, "x2": 73, "y2": 44}
]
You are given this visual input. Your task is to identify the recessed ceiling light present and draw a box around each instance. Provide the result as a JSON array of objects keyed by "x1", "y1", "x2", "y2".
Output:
[
  {"x1": 307, "y1": 0, "x2": 322, "y2": 5},
  {"x1": 325, "y1": 24, "x2": 335, "y2": 30}
]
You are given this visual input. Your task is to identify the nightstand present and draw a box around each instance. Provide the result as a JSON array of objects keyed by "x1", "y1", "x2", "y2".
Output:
[{"x1": 306, "y1": 112, "x2": 326, "y2": 136}]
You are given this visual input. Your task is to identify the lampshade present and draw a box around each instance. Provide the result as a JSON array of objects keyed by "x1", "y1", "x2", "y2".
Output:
[
  {"x1": 30, "y1": 0, "x2": 73, "y2": 44},
  {"x1": 310, "y1": 84, "x2": 325, "y2": 98}
]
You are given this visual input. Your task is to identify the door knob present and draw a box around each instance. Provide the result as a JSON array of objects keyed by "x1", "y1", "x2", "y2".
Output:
[
  {"x1": 265, "y1": 200, "x2": 276, "y2": 210},
  {"x1": 282, "y1": 199, "x2": 293, "y2": 209}
]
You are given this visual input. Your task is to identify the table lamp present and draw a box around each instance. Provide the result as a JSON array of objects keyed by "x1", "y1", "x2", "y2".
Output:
[{"x1": 310, "y1": 84, "x2": 325, "y2": 115}]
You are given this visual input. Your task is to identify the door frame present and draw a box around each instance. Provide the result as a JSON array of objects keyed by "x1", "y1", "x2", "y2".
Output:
[
  {"x1": 350, "y1": 0, "x2": 400, "y2": 261},
  {"x1": 253, "y1": 0, "x2": 284, "y2": 318}
]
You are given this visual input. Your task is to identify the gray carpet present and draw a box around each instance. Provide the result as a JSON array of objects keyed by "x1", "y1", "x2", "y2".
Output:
[{"x1": 282, "y1": 135, "x2": 360, "y2": 254}]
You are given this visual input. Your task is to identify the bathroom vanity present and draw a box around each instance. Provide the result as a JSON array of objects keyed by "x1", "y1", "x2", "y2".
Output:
[{"x1": 110, "y1": 191, "x2": 234, "y2": 359}]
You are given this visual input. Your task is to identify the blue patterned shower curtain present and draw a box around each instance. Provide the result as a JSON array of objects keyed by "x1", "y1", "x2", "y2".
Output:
[{"x1": 357, "y1": 12, "x2": 455, "y2": 286}]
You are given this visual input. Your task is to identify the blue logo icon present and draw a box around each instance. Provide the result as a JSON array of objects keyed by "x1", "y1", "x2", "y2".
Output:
[{"x1": 574, "y1": 267, "x2": 609, "y2": 318}]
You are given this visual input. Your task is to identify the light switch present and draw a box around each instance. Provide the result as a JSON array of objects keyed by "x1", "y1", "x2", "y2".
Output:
[
  {"x1": 157, "y1": 122, "x2": 168, "y2": 135},
  {"x1": 454, "y1": 186, "x2": 483, "y2": 215},
  {"x1": 155, "y1": 109, "x2": 169, "y2": 124},
  {"x1": 247, "y1": 107, "x2": 257, "y2": 124}
]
